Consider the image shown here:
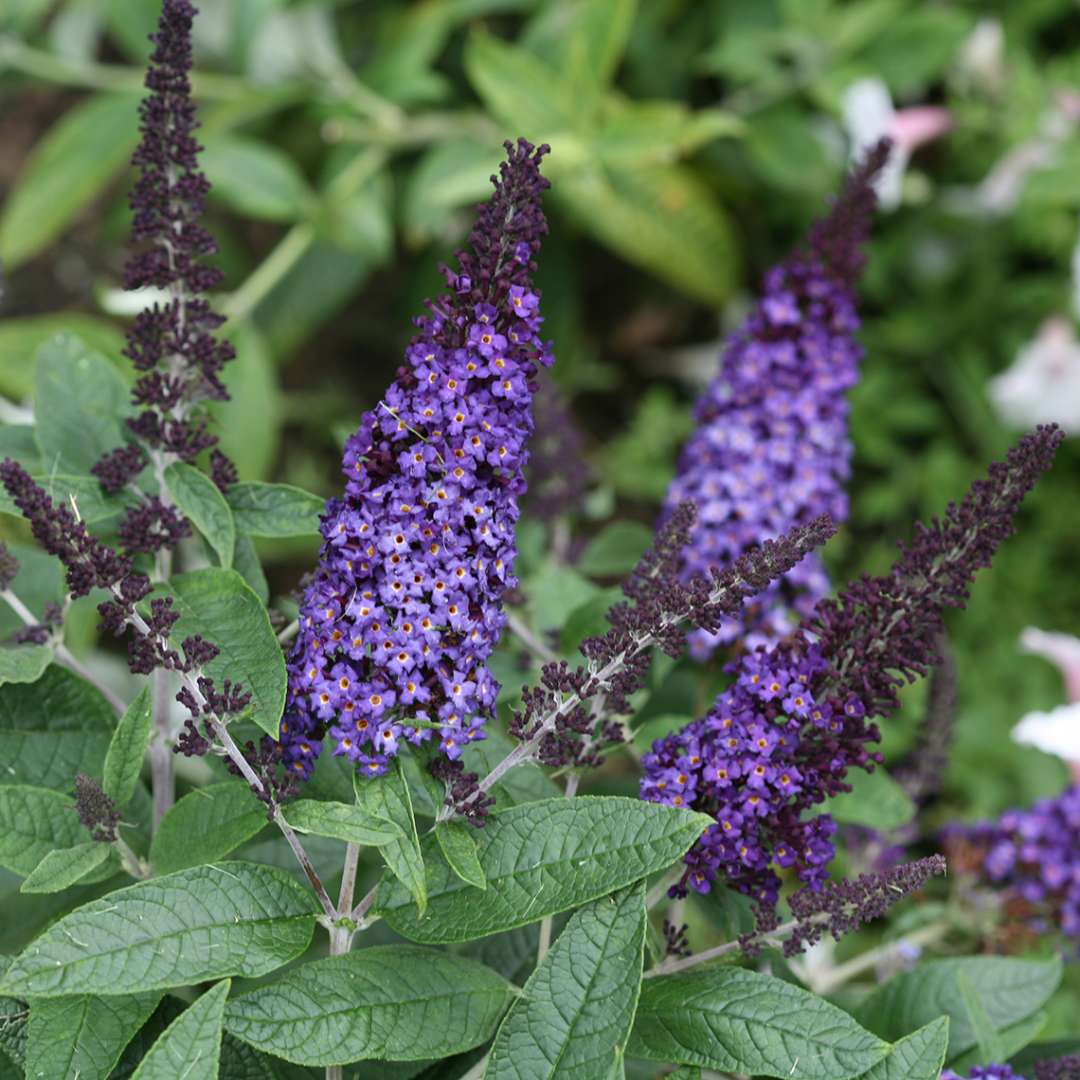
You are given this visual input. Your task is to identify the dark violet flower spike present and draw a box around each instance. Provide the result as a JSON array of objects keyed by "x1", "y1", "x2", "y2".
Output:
[
  {"x1": 1035, "y1": 1056, "x2": 1080, "y2": 1080},
  {"x1": 280, "y1": 140, "x2": 553, "y2": 782},
  {"x1": 663, "y1": 139, "x2": 890, "y2": 657},
  {"x1": 644, "y1": 426, "x2": 1063, "y2": 908},
  {"x1": 91, "y1": 0, "x2": 237, "y2": 552}
]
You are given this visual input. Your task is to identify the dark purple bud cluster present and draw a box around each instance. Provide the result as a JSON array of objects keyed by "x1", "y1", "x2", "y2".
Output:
[
  {"x1": 511, "y1": 507, "x2": 836, "y2": 774},
  {"x1": 663, "y1": 140, "x2": 890, "y2": 658},
  {"x1": 73, "y1": 773, "x2": 121, "y2": 843},
  {"x1": 525, "y1": 378, "x2": 591, "y2": 522},
  {"x1": 1035, "y1": 1056, "x2": 1080, "y2": 1080},
  {"x1": 0, "y1": 542, "x2": 19, "y2": 590},
  {"x1": 662, "y1": 919, "x2": 691, "y2": 959},
  {"x1": 280, "y1": 140, "x2": 553, "y2": 782},
  {"x1": 429, "y1": 756, "x2": 495, "y2": 825},
  {"x1": 222, "y1": 736, "x2": 297, "y2": 818},
  {"x1": 950, "y1": 784, "x2": 1080, "y2": 944},
  {"x1": 776, "y1": 854, "x2": 946, "y2": 957},
  {"x1": 942, "y1": 1067, "x2": 1024, "y2": 1080},
  {"x1": 12, "y1": 602, "x2": 63, "y2": 646},
  {"x1": 893, "y1": 642, "x2": 957, "y2": 804},
  {"x1": 643, "y1": 427, "x2": 1063, "y2": 906},
  {"x1": 91, "y1": 0, "x2": 237, "y2": 555}
]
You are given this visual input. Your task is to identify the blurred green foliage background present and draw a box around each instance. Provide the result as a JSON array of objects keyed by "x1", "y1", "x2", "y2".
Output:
[{"x1": 1, "y1": 0, "x2": 1079, "y2": 829}]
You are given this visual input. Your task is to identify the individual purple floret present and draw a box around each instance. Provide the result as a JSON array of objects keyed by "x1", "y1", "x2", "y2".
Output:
[
  {"x1": 92, "y1": 0, "x2": 237, "y2": 553},
  {"x1": 942, "y1": 1067, "x2": 1025, "y2": 1080},
  {"x1": 280, "y1": 139, "x2": 552, "y2": 781},
  {"x1": 643, "y1": 427, "x2": 1064, "y2": 907},
  {"x1": 663, "y1": 140, "x2": 890, "y2": 658},
  {"x1": 956, "y1": 785, "x2": 1080, "y2": 943}
]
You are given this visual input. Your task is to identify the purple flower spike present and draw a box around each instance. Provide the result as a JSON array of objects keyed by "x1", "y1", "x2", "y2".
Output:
[
  {"x1": 663, "y1": 140, "x2": 890, "y2": 657},
  {"x1": 644, "y1": 426, "x2": 1064, "y2": 909},
  {"x1": 92, "y1": 0, "x2": 238, "y2": 550},
  {"x1": 280, "y1": 140, "x2": 552, "y2": 781}
]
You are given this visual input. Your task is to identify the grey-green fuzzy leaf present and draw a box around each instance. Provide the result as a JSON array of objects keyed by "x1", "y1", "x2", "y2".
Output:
[
  {"x1": 487, "y1": 882, "x2": 647, "y2": 1079},
  {"x1": 0, "y1": 862, "x2": 319, "y2": 997},
  {"x1": 283, "y1": 799, "x2": 402, "y2": 846},
  {"x1": 164, "y1": 462, "x2": 236, "y2": 569},
  {"x1": 0, "y1": 785, "x2": 89, "y2": 876},
  {"x1": 852, "y1": 1017, "x2": 950, "y2": 1080},
  {"x1": 378, "y1": 797, "x2": 710, "y2": 944},
  {"x1": 628, "y1": 966, "x2": 889, "y2": 1078},
  {"x1": 102, "y1": 687, "x2": 152, "y2": 808},
  {"x1": 19, "y1": 842, "x2": 111, "y2": 894},
  {"x1": 225, "y1": 482, "x2": 325, "y2": 537},
  {"x1": 223, "y1": 946, "x2": 512, "y2": 1066},
  {"x1": 436, "y1": 820, "x2": 486, "y2": 891},
  {"x1": 130, "y1": 980, "x2": 230, "y2": 1079}
]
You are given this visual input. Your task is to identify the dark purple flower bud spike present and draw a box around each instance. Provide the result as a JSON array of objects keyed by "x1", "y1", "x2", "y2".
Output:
[{"x1": 663, "y1": 140, "x2": 890, "y2": 657}]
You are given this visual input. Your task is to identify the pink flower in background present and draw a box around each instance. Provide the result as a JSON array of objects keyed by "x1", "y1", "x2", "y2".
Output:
[
  {"x1": 1013, "y1": 627, "x2": 1080, "y2": 781},
  {"x1": 988, "y1": 316, "x2": 1080, "y2": 434},
  {"x1": 842, "y1": 78, "x2": 951, "y2": 210}
]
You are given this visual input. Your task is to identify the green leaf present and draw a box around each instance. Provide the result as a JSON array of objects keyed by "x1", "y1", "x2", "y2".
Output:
[
  {"x1": 33, "y1": 334, "x2": 130, "y2": 475},
  {"x1": 378, "y1": 797, "x2": 710, "y2": 944},
  {"x1": 555, "y1": 0, "x2": 636, "y2": 120},
  {"x1": 856, "y1": 956, "x2": 1063, "y2": 1060},
  {"x1": 464, "y1": 29, "x2": 574, "y2": 136},
  {"x1": 852, "y1": 1017, "x2": 950, "y2": 1080},
  {"x1": 282, "y1": 799, "x2": 402, "y2": 846},
  {"x1": 231, "y1": 533, "x2": 270, "y2": 605},
  {"x1": 102, "y1": 687, "x2": 152, "y2": 808},
  {"x1": 355, "y1": 762, "x2": 427, "y2": 915},
  {"x1": 0, "y1": 785, "x2": 88, "y2": 875},
  {"x1": 595, "y1": 102, "x2": 743, "y2": 167},
  {"x1": 0, "y1": 93, "x2": 139, "y2": 269},
  {"x1": 0, "y1": 645, "x2": 51, "y2": 686},
  {"x1": 947, "y1": 1011, "x2": 1047, "y2": 1075},
  {"x1": 825, "y1": 767, "x2": 916, "y2": 831},
  {"x1": 629, "y1": 967, "x2": 889, "y2": 1078},
  {"x1": 956, "y1": 970, "x2": 1004, "y2": 1063},
  {"x1": 402, "y1": 139, "x2": 503, "y2": 244},
  {"x1": 131, "y1": 980, "x2": 230, "y2": 1079},
  {"x1": 225, "y1": 482, "x2": 325, "y2": 537},
  {"x1": 25, "y1": 991, "x2": 161, "y2": 1080},
  {"x1": 561, "y1": 588, "x2": 625, "y2": 656},
  {"x1": 0, "y1": 315, "x2": 125, "y2": 401},
  {"x1": 147, "y1": 569, "x2": 286, "y2": 737},
  {"x1": 488, "y1": 882, "x2": 646, "y2": 1079},
  {"x1": 462, "y1": 732, "x2": 563, "y2": 810},
  {"x1": 150, "y1": 782, "x2": 267, "y2": 875},
  {"x1": 19, "y1": 842, "x2": 111, "y2": 894},
  {"x1": 578, "y1": 521, "x2": 654, "y2": 576},
  {"x1": 0, "y1": 666, "x2": 115, "y2": 790},
  {"x1": 164, "y1": 462, "x2": 236, "y2": 569},
  {"x1": 201, "y1": 134, "x2": 312, "y2": 222},
  {"x1": 435, "y1": 821, "x2": 486, "y2": 891},
  {"x1": 554, "y1": 161, "x2": 737, "y2": 306},
  {"x1": 223, "y1": 947, "x2": 512, "y2": 1066},
  {"x1": 0, "y1": 862, "x2": 319, "y2": 997}
]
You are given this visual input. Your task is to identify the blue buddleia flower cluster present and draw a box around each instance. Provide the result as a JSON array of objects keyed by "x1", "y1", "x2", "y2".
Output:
[
  {"x1": 280, "y1": 140, "x2": 553, "y2": 781},
  {"x1": 663, "y1": 140, "x2": 889, "y2": 658}
]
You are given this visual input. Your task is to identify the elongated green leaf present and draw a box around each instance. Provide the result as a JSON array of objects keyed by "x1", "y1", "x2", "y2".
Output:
[
  {"x1": 225, "y1": 482, "x2": 325, "y2": 537},
  {"x1": 0, "y1": 645, "x2": 51, "y2": 686},
  {"x1": 20, "y1": 842, "x2": 111, "y2": 894},
  {"x1": 629, "y1": 967, "x2": 888, "y2": 1078},
  {"x1": 826, "y1": 767, "x2": 916, "y2": 832},
  {"x1": 0, "y1": 785, "x2": 88, "y2": 875},
  {"x1": 558, "y1": 0, "x2": 637, "y2": 118},
  {"x1": 436, "y1": 821, "x2": 486, "y2": 891},
  {"x1": 488, "y1": 882, "x2": 646, "y2": 1079},
  {"x1": 283, "y1": 799, "x2": 402, "y2": 846},
  {"x1": 146, "y1": 569, "x2": 286, "y2": 737},
  {"x1": 0, "y1": 93, "x2": 139, "y2": 268},
  {"x1": 856, "y1": 956, "x2": 1063, "y2": 1060},
  {"x1": 33, "y1": 334, "x2": 130, "y2": 475},
  {"x1": 578, "y1": 521, "x2": 653, "y2": 577},
  {"x1": 957, "y1": 970, "x2": 1004, "y2": 1063},
  {"x1": 0, "y1": 666, "x2": 115, "y2": 790},
  {"x1": 223, "y1": 947, "x2": 512, "y2": 1066},
  {"x1": 150, "y1": 782, "x2": 267, "y2": 875},
  {"x1": 131, "y1": 980, "x2": 230, "y2": 1079},
  {"x1": 164, "y1": 462, "x2": 236, "y2": 568},
  {"x1": 595, "y1": 102, "x2": 742, "y2": 167},
  {"x1": 948, "y1": 1011, "x2": 1046, "y2": 1075},
  {"x1": 0, "y1": 314, "x2": 124, "y2": 401},
  {"x1": 852, "y1": 1017, "x2": 950, "y2": 1080},
  {"x1": 356, "y1": 761, "x2": 427, "y2": 914},
  {"x1": 202, "y1": 133, "x2": 312, "y2": 221},
  {"x1": 102, "y1": 687, "x2": 151, "y2": 808},
  {"x1": 378, "y1": 797, "x2": 710, "y2": 943},
  {"x1": 25, "y1": 991, "x2": 160, "y2": 1080},
  {"x1": 232, "y1": 533, "x2": 269, "y2": 604},
  {"x1": 0, "y1": 862, "x2": 319, "y2": 997}
]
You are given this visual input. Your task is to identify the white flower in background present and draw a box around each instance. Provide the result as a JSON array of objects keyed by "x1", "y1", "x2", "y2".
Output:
[
  {"x1": 988, "y1": 316, "x2": 1080, "y2": 434},
  {"x1": 1020, "y1": 626, "x2": 1080, "y2": 702},
  {"x1": 955, "y1": 17, "x2": 1005, "y2": 95},
  {"x1": 842, "y1": 78, "x2": 951, "y2": 210},
  {"x1": 1013, "y1": 628, "x2": 1080, "y2": 780}
]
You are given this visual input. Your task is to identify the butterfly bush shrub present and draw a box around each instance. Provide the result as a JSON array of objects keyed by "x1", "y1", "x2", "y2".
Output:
[{"x1": 0, "y1": 2, "x2": 1075, "y2": 1079}]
